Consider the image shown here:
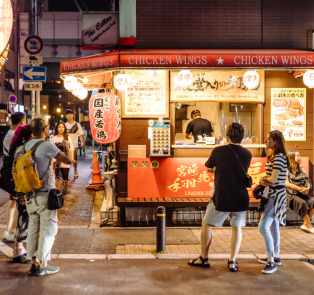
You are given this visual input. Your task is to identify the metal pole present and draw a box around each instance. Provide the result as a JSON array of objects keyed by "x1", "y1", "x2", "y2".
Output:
[
  {"x1": 31, "y1": 91, "x2": 35, "y2": 119},
  {"x1": 156, "y1": 206, "x2": 166, "y2": 252},
  {"x1": 36, "y1": 90, "x2": 40, "y2": 115}
]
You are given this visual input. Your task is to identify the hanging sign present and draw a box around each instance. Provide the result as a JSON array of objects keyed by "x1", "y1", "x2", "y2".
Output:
[
  {"x1": 171, "y1": 70, "x2": 265, "y2": 103},
  {"x1": 271, "y1": 88, "x2": 306, "y2": 141},
  {"x1": 89, "y1": 93, "x2": 121, "y2": 144}
]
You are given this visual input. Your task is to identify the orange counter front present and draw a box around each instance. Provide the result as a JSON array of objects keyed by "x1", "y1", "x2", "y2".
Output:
[{"x1": 127, "y1": 157, "x2": 309, "y2": 200}]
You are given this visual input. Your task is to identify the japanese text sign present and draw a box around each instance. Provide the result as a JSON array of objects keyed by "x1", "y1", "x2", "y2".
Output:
[
  {"x1": 171, "y1": 70, "x2": 265, "y2": 103},
  {"x1": 128, "y1": 157, "x2": 309, "y2": 199},
  {"x1": 89, "y1": 93, "x2": 121, "y2": 144}
]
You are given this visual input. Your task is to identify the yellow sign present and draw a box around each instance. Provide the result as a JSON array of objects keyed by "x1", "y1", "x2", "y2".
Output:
[
  {"x1": 271, "y1": 88, "x2": 306, "y2": 141},
  {"x1": 170, "y1": 70, "x2": 265, "y2": 103}
]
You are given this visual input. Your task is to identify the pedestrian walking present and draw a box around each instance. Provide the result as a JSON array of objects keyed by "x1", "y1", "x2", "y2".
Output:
[
  {"x1": 286, "y1": 150, "x2": 314, "y2": 233},
  {"x1": 64, "y1": 109, "x2": 84, "y2": 179},
  {"x1": 14, "y1": 118, "x2": 72, "y2": 276},
  {"x1": 8, "y1": 125, "x2": 33, "y2": 263},
  {"x1": 188, "y1": 122, "x2": 252, "y2": 272},
  {"x1": 51, "y1": 122, "x2": 74, "y2": 193},
  {"x1": 258, "y1": 130, "x2": 289, "y2": 274},
  {"x1": 2, "y1": 112, "x2": 26, "y2": 242}
]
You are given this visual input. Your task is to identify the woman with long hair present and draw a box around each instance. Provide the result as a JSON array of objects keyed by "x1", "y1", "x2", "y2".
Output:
[
  {"x1": 258, "y1": 130, "x2": 290, "y2": 274},
  {"x1": 50, "y1": 121, "x2": 74, "y2": 192},
  {"x1": 286, "y1": 150, "x2": 314, "y2": 233},
  {"x1": 8, "y1": 124, "x2": 33, "y2": 263}
]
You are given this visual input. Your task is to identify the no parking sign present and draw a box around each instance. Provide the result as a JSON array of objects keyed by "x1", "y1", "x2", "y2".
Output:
[{"x1": 8, "y1": 95, "x2": 17, "y2": 103}]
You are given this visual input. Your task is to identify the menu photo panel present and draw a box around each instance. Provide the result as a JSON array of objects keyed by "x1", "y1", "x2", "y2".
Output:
[
  {"x1": 122, "y1": 70, "x2": 169, "y2": 118},
  {"x1": 271, "y1": 88, "x2": 306, "y2": 141}
]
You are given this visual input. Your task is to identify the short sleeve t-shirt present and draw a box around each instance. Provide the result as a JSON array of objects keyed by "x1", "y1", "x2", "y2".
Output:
[
  {"x1": 50, "y1": 136, "x2": 74, "y2": 168},
  {"x1": 205, "y1": 144, "x2": 252, "y2": 212},
  {"x1": 3, "y1": 130, "x2": 15, "y2": 156},
  {"x1": 15, "y1": 139, "x2": 60, "y2": 192},
  {"x1": 186, "y1": 118, "x2": 213, "y2": 142},
  {"x1": 65, "y1": 122, "x2": 83, "y2": 148}
]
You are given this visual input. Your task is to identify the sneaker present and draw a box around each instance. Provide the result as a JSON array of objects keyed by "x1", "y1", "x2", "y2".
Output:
[
  {"x1": 300, "y1": 225, "x2": 311, "y2": 233},
  {"x1": 13, "y1": 254, "x2": 32, "y2": 264},
  {"x1": 259, "y1": 257, "x2": 281, "y2": 266},
  {"x1": 37, "y1": 264, "x2": 60, "y2": 276},
  {"x1": 308, "y1": 228, "x2": 314, "y2": 234},
  {"x1": 3, "y1": 231, "x2": 15, "y2": 242},
  {"x1": 262, "y1": 262, "x2": 277, "y2": 274},
  {"x1": 29, "y1": 264, "x2": 37, "y2": 275}
]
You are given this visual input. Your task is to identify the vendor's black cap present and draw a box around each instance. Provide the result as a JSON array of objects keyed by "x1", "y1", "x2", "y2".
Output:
[
  {"x1": 191, "y1": 109, "x2": 201, "y2": 118},
  {"x1": 65, "y1": 109, "x2": 74, "y2": 115}
]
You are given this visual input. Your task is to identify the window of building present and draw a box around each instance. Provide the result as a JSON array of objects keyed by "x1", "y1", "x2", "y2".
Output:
[{"x1": 5, "y1": 70, "x2": 15, "y2": 92}]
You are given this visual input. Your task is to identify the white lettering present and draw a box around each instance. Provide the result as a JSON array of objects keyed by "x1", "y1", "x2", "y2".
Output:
[
  {"x1": 166, "y1": 56, "x2": 171, "y2": 64},
  {"x1": 265, "y1": 56, "x2": 271, "y2": 65},
  {"x1": 281, "y1": 56, "x2": 289, "y2": 64},
  {"x1": 293, "y1": 56, "x2": 299, "y2": 65},
  {"x1": 251, "y1": 56, "x2": 257, "y2": 65},
  {"x1": 128, "y1": 56, "x2": 135, "y2": 65},
  {"x1": 145, "y1": 56, "x2": 152, "y2": 65},
  {"x1": 194, "y1": 56, "x2": 201, "y2": 65},
  {"x1": 241, "y1": 56, "x2": 248, "y2": 65},
  {"x1": 160, "y1": 56, "x2": 165, "y2": 65},
  {"x1": 201, "y1": 56, "x2": 207, "y2": 65},
  {"x1": 300, "y1": 56, "x2": 306, "y2": 65},
  {"x1": 258, "y1": 56, "x2": 264, "y2": 64},
  {"x1": 153, "y1": 56, "x2": 158, "y2": 65},
  {"x1": 234, "y1": 56, "x2": 240, "y2": 65},
  {"x1": 271, "y1": 56, "x2": 277, "y2": 64},
  {"x1": 188, "y1": 56, "x2": 194, "y2": 65},
  {"x1": 175, "y1": 55, "x2": 184, "y2": 64},
  {"x1": 307, "y1": 56, "x2": 313, "y2": 64}
]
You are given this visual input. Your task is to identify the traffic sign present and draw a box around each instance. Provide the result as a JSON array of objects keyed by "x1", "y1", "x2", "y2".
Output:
[
  {"x1": 24, "y1": 35, "x2": 44, "y2": 55},
  {"x1": 23, "y1": 66, "x2": 47, "y2": 82},
  {"x1": 24, "y1": 82, "x2": 42, "y2": 91},
  {"x1": 25, "y1": 55, "x2": 43, "y2": 66},
  {"x1": 8, "y1": 95, "x2": 17, "y2": 103}
]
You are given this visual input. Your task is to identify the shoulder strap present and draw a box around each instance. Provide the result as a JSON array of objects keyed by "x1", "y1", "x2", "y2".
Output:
[
  {"x1": 228, "y1": 145, "x2": 247, "y2": 175},
  {"x1": 30, "y1": 140, "x2": 45, "y2": 154}
]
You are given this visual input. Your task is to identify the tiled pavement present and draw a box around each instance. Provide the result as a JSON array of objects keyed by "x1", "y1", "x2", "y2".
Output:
[{"x1": 0, "y1": 146, "x2": 100, "y2": 228}]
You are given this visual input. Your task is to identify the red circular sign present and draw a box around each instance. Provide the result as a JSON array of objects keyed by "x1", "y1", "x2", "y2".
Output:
[
  {"x1": 8, "y1": 95, "x2": 17, "y2": 103},
  {"x1": 24, "y1": 36, "x2": 44, "y2": 55}
]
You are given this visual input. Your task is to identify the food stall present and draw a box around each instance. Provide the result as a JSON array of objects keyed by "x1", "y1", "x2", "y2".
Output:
[{"x1": 60, "y1": 49, "x2": 313, "y2": 226}]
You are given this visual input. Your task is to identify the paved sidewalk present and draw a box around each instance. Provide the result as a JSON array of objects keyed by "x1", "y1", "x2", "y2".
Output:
[{"x1": 0, "y1": 146, "x2": 100, "y2": 228}]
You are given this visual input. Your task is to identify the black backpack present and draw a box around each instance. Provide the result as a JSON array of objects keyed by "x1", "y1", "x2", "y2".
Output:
[{"x1": 0, "y1": 153, "x2": 16, "y2": 196}]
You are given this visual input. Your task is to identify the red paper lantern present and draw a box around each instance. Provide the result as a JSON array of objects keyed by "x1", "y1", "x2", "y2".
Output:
[{"x1": 89, "y1": 93, "x2": 122, "y2": 144}]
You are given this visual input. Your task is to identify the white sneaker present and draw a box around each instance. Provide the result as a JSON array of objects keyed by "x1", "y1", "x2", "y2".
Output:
[
  {"x1": 300, "y1": 225, "x2": 310, "y2": 233},
  {"x1": 3, "y1": 231, "x2": 15, "y2": 242},
  {"x1": 308, "y1": 228, "x2": 314, "y2": 234}
]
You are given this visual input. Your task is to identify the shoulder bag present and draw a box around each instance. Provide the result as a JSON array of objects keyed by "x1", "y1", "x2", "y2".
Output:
[
  {"x1": 229, "y1": 145, "x2": 252, "y2": 188},
  {"x1": 47, "y1": 189, "x2": 64, "y2": 210}
]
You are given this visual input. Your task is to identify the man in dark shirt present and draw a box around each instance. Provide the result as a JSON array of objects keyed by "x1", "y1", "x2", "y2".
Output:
[
  {"x1": 188, "y1": 122, "x2": 252, "y2": 272},
  {"x1": 185, "y1": 110, "x2": 214, "y2": 142}
]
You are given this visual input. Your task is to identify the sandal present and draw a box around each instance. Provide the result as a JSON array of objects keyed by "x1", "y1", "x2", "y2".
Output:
[
  {"x1": 228, "y1": 260, "x2": 238, "y2": 272},
  {"x1": 188, "y1": 256, "x2": 210, "y2": 268},
  {"x1": 74, "y1": 171, "x2": 78, "y2": 179}
]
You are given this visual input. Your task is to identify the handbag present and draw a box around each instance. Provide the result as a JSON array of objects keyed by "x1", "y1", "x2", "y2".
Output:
[
  {"x1": 258, "y1": 197, "x2": 268, "y2": 212},
  {"x1": 229, "y1": 145, "x2": 252, "y2": 188},
  {"x1": 47, "y1": 189, "x2": 64, "y2": 210},
  {"x1": 0, "y1": 155, "x2": 16, "y2": 196},
  {"x1": 253, "y1": 185, "x2": 265, "y2": 199}
]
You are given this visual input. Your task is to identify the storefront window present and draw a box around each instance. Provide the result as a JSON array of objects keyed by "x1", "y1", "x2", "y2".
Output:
[{"x1": 5, "y1": 70, "x2": 15, "y2": 92}]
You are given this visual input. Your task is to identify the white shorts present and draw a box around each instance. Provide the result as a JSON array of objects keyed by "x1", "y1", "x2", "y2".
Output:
[{"x1": 203, "y1": 200, "x2": 246, "y2": 227}]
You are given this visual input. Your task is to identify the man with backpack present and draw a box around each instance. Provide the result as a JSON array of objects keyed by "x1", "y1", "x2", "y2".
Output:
[
  {"x1": 14, "y1": 118, "x2": 72, "y2": 276},
  {"x1": 2, "y1": 112, "x2": 26, "y2": 242},
  {"x1": 65, "y1": 109, "x2": 84, "y2": 179}
]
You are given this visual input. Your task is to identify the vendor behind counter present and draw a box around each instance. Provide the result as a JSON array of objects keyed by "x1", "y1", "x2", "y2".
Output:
[{"x1": 185, "y1": 109, "x2": 214, "y2": 142}]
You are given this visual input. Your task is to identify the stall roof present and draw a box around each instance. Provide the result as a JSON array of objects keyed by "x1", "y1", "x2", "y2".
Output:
[{"x1": 60, "y1": 49, "x2": 314, "y2": 76}]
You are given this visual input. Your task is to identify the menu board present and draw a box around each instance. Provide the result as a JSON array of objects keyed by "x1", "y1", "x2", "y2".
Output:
[
  {"x1": 170, "y1": 70, "x2": 265, "y2": 103},
  {"x1": 150, "y1": 120, "x2": 171, "y2": 157},
  {"x1": 123, "y1": 70, "x2": 168, "y2": 118},
  {"x1": 271, "y1": 88, "x2": 306, "y2": 141}
]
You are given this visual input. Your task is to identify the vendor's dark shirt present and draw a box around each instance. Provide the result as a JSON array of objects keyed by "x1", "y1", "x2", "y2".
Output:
[
  {"x1": 186, "y1": 118, "x2": 213, "y2": 142},
  {"x1": 205, "y1": 144, "x2": 252, "y2": 212}
]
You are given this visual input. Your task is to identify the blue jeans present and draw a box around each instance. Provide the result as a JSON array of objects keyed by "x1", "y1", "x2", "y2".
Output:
[{"x1": 258, "y1": 197, "x2": 280, "y2": 258}]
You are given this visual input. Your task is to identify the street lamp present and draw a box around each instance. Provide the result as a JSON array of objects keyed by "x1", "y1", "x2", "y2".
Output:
[
  {"x1": 57, "y1": 108, "x2": 61, "y2": 113},
  {"x1": 43, "y1": 105, "x2": 47, "y2": 109}
]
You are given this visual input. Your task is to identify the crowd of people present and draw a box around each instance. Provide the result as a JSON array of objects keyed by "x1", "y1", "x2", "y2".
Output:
[
  {"x1": 188, "y1": 122, "x2": 313, "y2": 275},
  {"x1": 2, "y1": 110, "x2": 83, "y2": 275},
  {"x1": 1, "y1": 114, "x2": 313, "y2": 276}
]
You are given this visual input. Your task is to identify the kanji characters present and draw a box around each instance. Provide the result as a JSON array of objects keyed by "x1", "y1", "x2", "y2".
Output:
[
  {"x1": 94, "y1": 120, "x2": 104, "y2": 129},
  {"x1": 94, "y1": 98, "x2": 104, "y2": 108},
  {"x1": 188, "y1": 164, "x2": 199, "y2": 176},
  {"x1": 96, "y1": 130, "x2": 107, "y2": 140},
  {"x1": 94, "y1": 109, "x2": 104, "y2": 119},
  {"x1": 197, "y1": 171, "x2": 211, "y2": 183},
  {"x1": 177, "y1": 165, "x2": 187, "y2": 177},
  {"x1": 168, "y1": 178, "x2": 181, "y2": 192}
]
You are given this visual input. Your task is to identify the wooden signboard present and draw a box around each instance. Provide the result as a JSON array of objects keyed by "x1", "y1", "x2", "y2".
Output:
[
  {"x1": 271, "y1": 88, "x2": 306, "y2": 141},
  {"x1": 170, "y1": 70, "x2": 265, "y2": 103},
  {"x1": 122, "y1": 70, "x2": 169, "y2": 118}
]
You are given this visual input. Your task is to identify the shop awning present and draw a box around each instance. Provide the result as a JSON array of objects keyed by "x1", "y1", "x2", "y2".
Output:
[{"x1": 60, "y1": 49, "x2": 314, "y2": 75}]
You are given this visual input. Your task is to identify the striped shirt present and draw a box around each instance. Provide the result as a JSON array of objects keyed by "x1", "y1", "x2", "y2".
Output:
[
  {"x1": 265, "y1": 153, "x2": 288, "y2": 226},
  {"x1": 265, "y1": 153, "x2": 288, "y2": 188}
]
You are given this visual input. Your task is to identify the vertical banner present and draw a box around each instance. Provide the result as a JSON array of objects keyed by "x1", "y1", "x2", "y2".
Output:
[{"x1": 271, "y1": 88, "x2": 306, "y2": 141}]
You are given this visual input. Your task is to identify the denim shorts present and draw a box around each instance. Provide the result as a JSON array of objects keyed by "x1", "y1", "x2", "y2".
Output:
[{"x1": 203, "y1": 200, "x2": 246, "y2": 227}]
